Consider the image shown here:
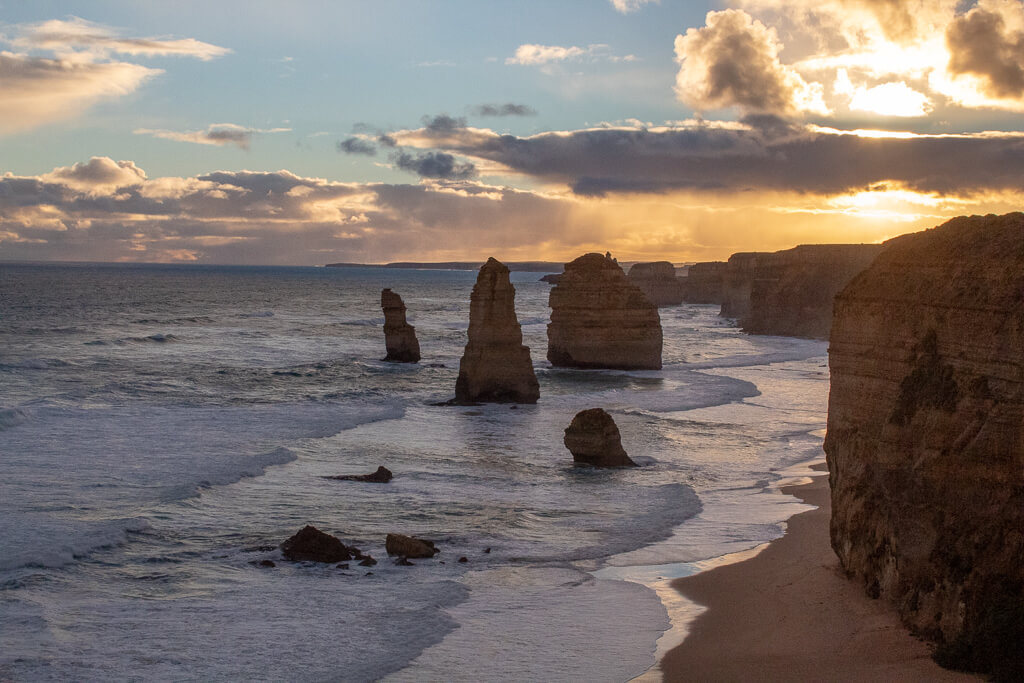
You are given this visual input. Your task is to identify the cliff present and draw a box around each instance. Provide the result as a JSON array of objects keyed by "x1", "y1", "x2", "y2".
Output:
[
  {"x1": 825, "y1": 213, "x2": 1024, "y2": 679},
  {"x1": 627, "y1": 261, "x2": 683, "y2": 306},
  {"x1": 381, "y1": 288, "x2": 420, "y2": 363},
  {"x1": 720, "y1": 244, "x2": 883, "y2": 339},
  {"x1": 679, "y1": 261, "x2": 727, "y2": 304},
  {"x1": 547, "y1": 253, "x2": 662, "y2": 370},
  {"x1": 454, "y1": 257, "x2": 540, "y2": 404}
]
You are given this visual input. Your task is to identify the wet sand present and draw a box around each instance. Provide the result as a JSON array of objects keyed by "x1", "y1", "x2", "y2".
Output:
[{"x1": 660, "y1": 465, "x2": 978, "y2": 682}]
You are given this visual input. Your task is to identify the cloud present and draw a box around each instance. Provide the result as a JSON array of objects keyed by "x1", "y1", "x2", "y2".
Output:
[
  {"x1": 134, "y1": 124, "x2": 289, "y2": 149},
  {"x1": 337, "y1": 137, "x2": 378, "y2": 155},
  {"x1": 391, "y1": 151, "x2": 478, "y2": 180},
  {"x1": 506, "y1": 43, "x2": 637, "y2": 66},
  {"x1": 12, "y1": 17, "x2": 231, "y2": 60},
  {"x1": 0, "y1": 18, "x2": 229, "y2": 135},
  {"x1": 946, "y1": 4, "x2": 1024, "y2": 100},
  {"x1": 471, "y1": 103, "x2": 537, "y2": 117},
  {"x1": 610, "y1": 0, "x2": 659, "y2": 14},
  {"x1": 674, "y1": 9, "x2": 828, "y2": 116},
  {"x1": 421, "y1": 113, "x2": 468, "y2": 133},
  {"x1": 40, "y1": 157, "x2": 147, "y2": 193}
]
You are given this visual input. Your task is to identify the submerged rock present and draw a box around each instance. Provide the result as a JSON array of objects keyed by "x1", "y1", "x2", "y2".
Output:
[
  {"x1": 280, "y1": 525, "x2": 353, "y2": 563},
  {"x1": 563, "y1": 408, "x2": 637, "y2": 468},
  {"x1": 323, "y1": 465, "x2": 393, "y2": 483},
  {"x1": 381, "y1": 288, "x2": 420, "y2": 363},
  {"x1": 825, "y1": 213, "x2": 1024, "y2": 679},
  {"x1": 454, "y1": 257, "x2": 540, "y2": 404},
  {"x1": 627, "y1": 261, "x2": 683, "y2": 306},
  {"x1": 547, "y1": 253, "x2": 662, "y2": 370},
  {"x1": 385, "y1": 533, "x2": 439, "y2": 559}
]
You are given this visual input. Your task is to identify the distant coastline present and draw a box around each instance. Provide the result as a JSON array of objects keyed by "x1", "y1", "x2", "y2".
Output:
[{"x1": 324, "y1": 261, "x2": 565, "y2": 272}]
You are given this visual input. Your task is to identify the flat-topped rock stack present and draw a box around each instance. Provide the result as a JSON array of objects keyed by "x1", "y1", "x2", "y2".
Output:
[
  {"x1": 679, "y1": 261, "x2": 727, "y2": 304},
  {"x1": 627, "y1": 261, "x2": 683, "y2": 306},
  {"x1": 547, "y1": 253, "x2": 662, "y2": 370},
  {"x1": 825, "y1": 213, "x2": 1024, "y2": 679},
  {"x1": 381, "y1": 288, "x2": 420, "y2": 362},
  {"x1": 454, "y1": 257, "x2": 540, "y2": 404},
  {"x1": 719, "y1": 244, "x2": 883, "y2": 339}
]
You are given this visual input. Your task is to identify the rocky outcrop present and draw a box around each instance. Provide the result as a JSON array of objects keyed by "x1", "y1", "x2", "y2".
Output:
[
  {"x1": 454, "y1": 258, "x2": 540, "y2": 404},
  {"x1": 547, "y1": 253, "x2": 662, "y2": 370},
  {"x1": 381, "y1": 289, "x2": 420, "y2": 363},
  {"x1": 627, "y1": 261, "x2": 683, "y2": 306},
  {"x1": 281, "y1": 525, "x2": 354, "y2": 563},
  {"x1": 825, "y1": 213, "x2": 1024, "y2": 679},
  {"x1": 563, "y1": 408, "x2": 637, "y2": 467},
  {"x1": 540, "y1": 273, "x2": 561, "y2": 284},
  {"x1": 385, "y1": 533, "x2": 439, "y2": 558},
  {"x1": 324, "y1": 466, "x2": 393, "y2": 483},
  {"x1": 679, "y1": 261, "x2": 727, "y2": 304},
  {"x1": 720, "y1": 245, "x2": 883, "y2": 339}
]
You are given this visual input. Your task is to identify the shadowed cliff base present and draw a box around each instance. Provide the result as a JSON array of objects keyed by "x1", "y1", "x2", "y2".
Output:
[{"x1": 826, "y1": 212, "x2": 1024, "y2": 680}]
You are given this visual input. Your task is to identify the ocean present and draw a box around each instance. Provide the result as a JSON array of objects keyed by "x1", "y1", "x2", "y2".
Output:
[{"x1": 0, "y1": 262, "x2": 829, "y2": 681}]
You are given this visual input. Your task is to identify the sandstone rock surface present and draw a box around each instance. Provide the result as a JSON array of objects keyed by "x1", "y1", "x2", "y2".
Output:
[
  {"x1": 281, "y1": 525, "x2": 353, "y2": 563},
  {"x1": 563, "y1": 408, "x2": 637, "y2": 467},
  {"x1": 679, "y1": 261, "x2": 727, "y2": 304},
  {"x1": 454, "y1": 257, "x2": 540, "y2": 404},
  {"x1": 547, "y1": 253, "x2": 662, "y2": 369},
  {"x1": 721, "y1": 244, "x2": 883, "y2": 339},
  {"x1": 627, "y1": 261, "x2": 683, "y2": 306},
  {"x1": 381, "y1": 288, "x2": 420, "y2": 363},
  {"x1": 825, "y1": 213, "x2": 1024, "y2": 679},
  {"x1": 385, "y1": 533, "x2": 439, "y2": 558}
]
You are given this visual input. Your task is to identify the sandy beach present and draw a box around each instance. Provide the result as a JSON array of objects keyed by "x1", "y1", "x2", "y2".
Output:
[{"x1": 660, "y1": 465, "x2": 979, "y2": 682}]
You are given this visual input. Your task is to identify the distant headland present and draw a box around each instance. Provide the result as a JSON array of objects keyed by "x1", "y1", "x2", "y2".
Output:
[{"x1": 325, "y1": 261, "x2": 564, "y2": 272}]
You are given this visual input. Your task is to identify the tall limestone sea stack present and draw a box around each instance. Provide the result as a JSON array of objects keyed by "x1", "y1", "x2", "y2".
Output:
[
  {"x1": 454, "y1": 257, "x2": 539, "y2": 404},
  {"x1": 825, "y1": 213, "x2": 1024, "y2": 679},
  {"x1": 547, "y1": 253, "x2": 662, "y2": 370},
  {"x1": 627, "y1": 261, "x2": 683, "y2": 306},
  {"x1": 381, "y1": 289, "x2": 420, "y2": 363}
]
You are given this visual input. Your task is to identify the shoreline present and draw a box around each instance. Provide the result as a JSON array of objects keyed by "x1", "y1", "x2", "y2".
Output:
[{"x1": 658, "y1": 463, "x2": 978, "y2": 681}]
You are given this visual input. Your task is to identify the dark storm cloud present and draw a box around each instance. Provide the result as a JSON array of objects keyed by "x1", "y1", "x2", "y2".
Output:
[
  {"x1": 337, "y1": 137, "x2": 377, "y2": 155},
  {"x1": 392, "y1": 151, "x2": 478, "y2": 180},
  {"x1": 471, "y1": 103, "x2": 538, "y2": 117},
  {"x1": 429, "y1": 125, "x2": 1024, "y2": 196},
  {"x1": 947, "y1": 6, "x2": 1024, "y2": 100}
]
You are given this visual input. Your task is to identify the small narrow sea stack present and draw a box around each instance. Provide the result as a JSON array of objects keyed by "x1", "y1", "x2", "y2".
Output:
[
  {"x1": 454, "y1": 257, "x2": 540, "y2": 404},
  {"x1": 826, "y1": 213, "x2": 1024, "y2": 679},
  {"x1": 563, "y1": 408, "x2": 637, "y2": 467},
  {"x1": 627, "y1": 261, "x2": 683, "y2": 306},
  {"x1": 381, "y1": 288, "x2": 420, "y2": 363},
  {"x1": 547, "y1": 253, "x2": 662, "y2": 370}
]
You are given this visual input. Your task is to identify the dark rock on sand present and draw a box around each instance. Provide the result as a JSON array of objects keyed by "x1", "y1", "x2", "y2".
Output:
[
  {"x1": 563, "y1": 408, "x2": 637, "y2": 467},
  {"x1": 385, "y1": 533, "x2": 439, "y2": 558},
  {"x1": 280, "y1": 525, "x2": 353, "y2": 563},
  {"x1": 381, "y1": 288, "x2": 421, "y2": 363},
  {"x1": 324, "y1": 465, "x2": 393, "y2": 483}
]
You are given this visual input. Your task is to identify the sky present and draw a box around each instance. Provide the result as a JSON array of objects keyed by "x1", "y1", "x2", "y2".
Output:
[{"x1": 2, "y1": 0, "x2": 1023, "y2": 265}]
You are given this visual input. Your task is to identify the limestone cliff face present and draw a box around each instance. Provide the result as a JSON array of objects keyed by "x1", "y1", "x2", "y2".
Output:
[
  {"x1": 547, "y1": 253, "x2": 662, "y2": 370},
  {"x1": 381, "y1": 288, "x2": 420, "y2": 363},
  {"x1": 679, "y1": 261, "x2": 727, "y2": 304},
  {"x1": 627, "y1": 261, "x2": 683, "y2": 306},
  {"x1": 455, "y1": 257, "x2": 539, "y2": 404},
  {"x1": 720, "y1": 244, "x2": 883, "y2": 339},
  {"x1": 825, "y1": 213, "x2": 1024, "y2": 677}
]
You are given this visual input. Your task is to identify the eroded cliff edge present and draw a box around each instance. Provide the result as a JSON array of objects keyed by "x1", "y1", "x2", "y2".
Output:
[{"x1": 825, "y1": 213, "x2": 1024, "y2": 679}]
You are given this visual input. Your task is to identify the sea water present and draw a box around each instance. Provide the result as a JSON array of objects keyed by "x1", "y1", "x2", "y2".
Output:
[{"x1": 0, "y1": 263, "x2": 829, "y2": 681}]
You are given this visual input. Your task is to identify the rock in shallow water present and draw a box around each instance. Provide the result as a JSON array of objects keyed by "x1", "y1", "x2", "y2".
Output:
[
  {"x1": 563, "y1": 408, "x2": 637, "y2": 468},
  {"x1": 381, "y1": 288, "x2": 420, "y2": 363},
  {"x1": 385, "y1": 533, "x2": 439, "y2": 559},
  {"x1": 280, "y1": 525, "x2": 353, "y2": 563},
  {"x1": 323, "y1": 465, "x2": 393, "y2": 483}
]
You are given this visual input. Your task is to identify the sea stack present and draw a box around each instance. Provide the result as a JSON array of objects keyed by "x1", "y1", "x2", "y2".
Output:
[
  {"x1": 627, "y1": 261, "x2": 683, "y2": 306},
  {"x1": 454, "y1": 257, "x2": 540, "y2": 404},
  {"x1": 679, "y1": 261, "x2": 727, "y2": 304},
  {"x1": 825, "y1": 213, "x2": 1024, "y2": 679},
  {"x1": 381, "y1": 288, "x2": 420, "y2": 363},
  {"x1": 547, "y1": 253, "x2": 662, "y2": 370},
  {"x1": 563, "y1": 408, "x2": 637, "y2": 467}
]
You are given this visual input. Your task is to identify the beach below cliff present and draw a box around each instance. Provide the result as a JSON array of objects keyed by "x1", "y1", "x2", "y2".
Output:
[{"x1": 660, "y1": 464, "x2": 978, "y2": 682}]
